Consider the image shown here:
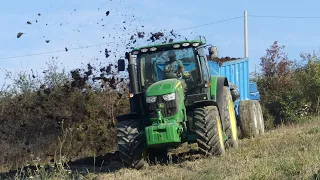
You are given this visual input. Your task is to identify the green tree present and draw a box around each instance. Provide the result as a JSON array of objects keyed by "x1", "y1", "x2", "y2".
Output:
[
  {"x1": 294, "y1": 51, "x2": 320, "y2": 113},
  {"x1": 257, "y1": 41, "x2": 298, "y2": 125}
]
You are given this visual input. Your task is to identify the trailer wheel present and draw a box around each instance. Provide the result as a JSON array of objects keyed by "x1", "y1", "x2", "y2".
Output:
[
  {"x1": 219, "y1": 86, "x2": 238, "y2": 148},
  {"x1": 117, "y1": 120, "x2": 146, "y2": 169},
  {"x1": 253, "y1": 101, "x2": 265, "y2": 135},
  {"x1": 194, "y1": 106, "x2": 225, "y2": 156},
  {"x1": 239, "y1": 100, "x2": 259, "y2": 138}
]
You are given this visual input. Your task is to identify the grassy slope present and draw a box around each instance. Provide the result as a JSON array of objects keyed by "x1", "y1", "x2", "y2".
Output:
[{"x1": 96, "y1": 118, "x2": 320, "y2": 180}]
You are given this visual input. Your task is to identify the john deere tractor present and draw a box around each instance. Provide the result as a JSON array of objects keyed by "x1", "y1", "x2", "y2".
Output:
[{"x1": 116, "y1": 39, "x2": 244, "y2": 169}]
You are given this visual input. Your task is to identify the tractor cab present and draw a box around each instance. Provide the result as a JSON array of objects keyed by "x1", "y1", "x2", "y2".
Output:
[{"x1": 118, "y1": 39, "x2": 213, "y2": 97}]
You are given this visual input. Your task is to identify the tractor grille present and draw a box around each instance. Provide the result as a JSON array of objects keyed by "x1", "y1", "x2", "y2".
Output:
[{"x1": 147, "y1": 95, "x2": 178, "y2": 118}]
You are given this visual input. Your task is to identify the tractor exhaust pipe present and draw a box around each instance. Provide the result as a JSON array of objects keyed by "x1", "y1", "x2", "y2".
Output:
[{"x1": 125, "y1": 52, "x2": 139, "y2": 94}]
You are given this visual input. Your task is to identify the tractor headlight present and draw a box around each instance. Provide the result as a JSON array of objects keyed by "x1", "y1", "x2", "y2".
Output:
[
  {"x1": 141, "y1": 48, "x2": 148, "y2": 53},
  {"x1": 146, "y1": 96, "x2": 157, "y2": 103},
  {"x1": 163, "y1": 92, "x2": 175, "y2": 101},
  {"x1": 132, "y1": 51, "x2": 139, "y2": 55},
  {"x1": 192, "y1": 42, "x2": 200, "y2": 47}
]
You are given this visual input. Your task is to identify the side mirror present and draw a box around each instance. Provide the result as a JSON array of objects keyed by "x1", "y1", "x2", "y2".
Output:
[
  {"x1": 208, "y1": 46, "x2": 218, "y2": 58},
  {"x1": 118, "y1": 59, "x2": 125, "y2": 71}
]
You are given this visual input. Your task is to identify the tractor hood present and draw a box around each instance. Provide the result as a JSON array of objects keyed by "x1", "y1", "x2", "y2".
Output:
[{"x1": 146, "y1": 79, "x2": 181, "y2": 96}]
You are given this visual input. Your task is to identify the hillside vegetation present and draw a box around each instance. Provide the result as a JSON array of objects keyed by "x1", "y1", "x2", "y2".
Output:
[
  {"x1": 0, "y1": 61, "x2": 129, "y2": 172},
  {"x1": 253, "y1": 41, "x2": 320, "y2": 127}
]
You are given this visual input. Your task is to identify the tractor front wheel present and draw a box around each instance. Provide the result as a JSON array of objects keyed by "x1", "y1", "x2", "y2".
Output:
[
  {"x1": 194, "y1": 106, "x2": 225, "y2": 156},
  {"x1": 117, "y1": 119, "x2": 146, "y2": 169}
]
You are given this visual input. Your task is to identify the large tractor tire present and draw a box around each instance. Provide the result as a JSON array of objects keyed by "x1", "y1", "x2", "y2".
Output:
[
  {"x1": 117, "y1": 120, "x2": 146, "y2": 169},
  {"x1": 194, "y1": 106, "x2": 225, "y2": 156},
  {"x1": 239, "y1": 100, "x2": 259, "y2": 138},
  {"x1": 253, "y1": 101, "x2": 265, "y2": 135},
  {"x1": 218, "y1": 86, "x2": 239, "y2": 148}
]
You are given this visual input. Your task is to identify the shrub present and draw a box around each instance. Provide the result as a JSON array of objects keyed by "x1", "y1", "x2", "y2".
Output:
[
  {"x1": 255, "y1": 41, "x2": 320, "y2": 126},
  {"x1": 0, "y1": 60, "x2": 129, "y2": 171}
]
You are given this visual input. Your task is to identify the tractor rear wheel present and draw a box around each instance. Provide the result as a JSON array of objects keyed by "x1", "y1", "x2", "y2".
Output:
[
  {"x1": 239, "y1": 100, "x2": 259, "y2": 138},
  {"x1": 117, "y1": 120, "x2": 146, "y2": 169},
  {"x1": 219, "y1": 86, "x2": 239, "y2": 148},
  {"x1": 253, "y1": 101, "x2": 265, "y2": 135},
  {"x1": 194, "y1": 106, "x2": 225, "y2": 156}
]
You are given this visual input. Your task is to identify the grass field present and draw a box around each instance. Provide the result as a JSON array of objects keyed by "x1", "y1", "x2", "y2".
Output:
[
  {"x1": 95, "y1": 118, "x2": 320, "y2": 180},
  {"x1": 4, "y1": 117, "x2": 320, "y2": 180}
]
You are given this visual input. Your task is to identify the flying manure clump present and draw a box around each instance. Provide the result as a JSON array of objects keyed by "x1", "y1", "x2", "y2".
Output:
[{"x1": 17, "y1": 32, "x2": 24, "y2": 38}]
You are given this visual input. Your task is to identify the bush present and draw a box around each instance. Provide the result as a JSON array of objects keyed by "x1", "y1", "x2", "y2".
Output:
[
  {"x1": 0, "y1": 60, "x2": 129, "y2": 171},
  {"x1": 254, "y1": 41, "x2": 320, "y2": 127}
]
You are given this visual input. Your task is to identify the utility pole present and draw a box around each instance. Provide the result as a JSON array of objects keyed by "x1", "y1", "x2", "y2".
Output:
[{"x1": 244, "y1": 11, "x2": 248, "y2": 58}]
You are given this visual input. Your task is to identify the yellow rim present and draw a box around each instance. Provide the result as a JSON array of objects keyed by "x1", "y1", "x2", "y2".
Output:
[
  {"x1": 228, "y1": 99, "x2": 238, "y2": 141},
  {"x1": 217, "y1": 117, "x2": 225, "y2": 149}
]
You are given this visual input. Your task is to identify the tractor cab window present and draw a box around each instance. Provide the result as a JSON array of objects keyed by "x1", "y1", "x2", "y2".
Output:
[
  {"x1": 197, "y1": 47, "x2": 210, "y2": 84},
  {"x1": 138, "y1": 47, "x2": 199, "y2": 90}
]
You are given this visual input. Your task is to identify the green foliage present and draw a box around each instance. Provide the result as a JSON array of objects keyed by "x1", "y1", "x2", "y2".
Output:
[{"x1": 255, "y1": 41, "x2": 320, "y2": 127}]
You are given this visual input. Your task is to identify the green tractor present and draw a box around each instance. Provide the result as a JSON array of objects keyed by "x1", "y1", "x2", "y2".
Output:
[{"x1": 116, "y1": 38, "x2": 255, "y2": 169}]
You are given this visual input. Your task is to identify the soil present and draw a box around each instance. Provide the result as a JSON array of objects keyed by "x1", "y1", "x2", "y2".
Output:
[
  {"x1": 17, "y1": 32, "x2": 23, "y2": 38},
  {"x1": 207, "y1": 55, "x2": 242, "y2": 65}
]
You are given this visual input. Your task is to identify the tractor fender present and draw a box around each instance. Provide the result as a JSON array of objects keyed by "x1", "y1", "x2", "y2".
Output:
[
  {"x1": 210, "y1": 76, "x2": 229, "y2": 101},
  {"x1": 216, "y1": 76, "x2": 229, "y2": 112},
  {"x1": 116, "y1": 112, "x2": 140, "y2": 122},
  {"x1": 193, "y1": 100, "x2": 218, "y2": 109}
]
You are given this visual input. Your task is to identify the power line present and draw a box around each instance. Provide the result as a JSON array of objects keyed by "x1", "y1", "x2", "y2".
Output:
[
  {"x1": 0, "y1": 43, "x2": 111, "y2": 60},
  {"x1": 175, "y1": 16, "x2": 243, "y2": 31},
  {"x1": 249, "y1": 15, "x2": 320, "y2": 19},
  {"x1": 0, "y1": 16, "x2": 244, "y2": 60}
]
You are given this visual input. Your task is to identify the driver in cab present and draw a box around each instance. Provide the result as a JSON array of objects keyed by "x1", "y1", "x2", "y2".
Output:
[{"x1": 164, "y1": 51, "x2": 185, "y2": 79}]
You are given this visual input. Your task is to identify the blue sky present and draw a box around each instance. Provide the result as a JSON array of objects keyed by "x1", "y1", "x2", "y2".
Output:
[{"x1": 0, "y1": 0, "x2": 320, "y2": 85}]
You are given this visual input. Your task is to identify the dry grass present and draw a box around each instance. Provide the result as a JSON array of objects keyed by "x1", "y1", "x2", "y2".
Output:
[{"x1": 96, "y1": 118, "x2": 320, "y2": 180}]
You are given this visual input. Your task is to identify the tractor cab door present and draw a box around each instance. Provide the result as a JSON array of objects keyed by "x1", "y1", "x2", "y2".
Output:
[{"x1": 195, "y1": 46, "x2": 211, "y2": 94}]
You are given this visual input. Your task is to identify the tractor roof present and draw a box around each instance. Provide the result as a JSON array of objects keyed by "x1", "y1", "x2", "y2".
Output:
[{"x1": 132, "y1": 39, "x2": 206, "y2": 53}]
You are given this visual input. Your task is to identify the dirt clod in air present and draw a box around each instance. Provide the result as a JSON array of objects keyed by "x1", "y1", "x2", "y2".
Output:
[
  {"x1": 137, "y1": 32, "x2": 145, "y2": 38},
  {"x1": 27, "y1": 21, "x2": 32, "y2": 25},
  {"x1": 150, "y1": 32, "x2": 164, "y2": 42},
  {"x1": 105, "y1": 49, "x2": 110, "y2": 58},
  {"x1": 38, "y1": 13, "x2": 41, "y2": 16},
  {"x1": 45, "y1": 40, "x2": 50, "y2": 43},
  {"x1": 65, "y1": 47, "x2": 68, "y2": 52},
  {"x1": 17, "y1": 32, "x2": 24, "y2": 38},
  {"x1": 106, "y1": 11, "x2": 110, "y2": 16}
]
